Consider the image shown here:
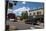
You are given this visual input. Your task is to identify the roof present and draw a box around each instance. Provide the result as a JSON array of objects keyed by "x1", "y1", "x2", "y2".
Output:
[{"x1": 29, "y1": 8, "x2": 44, "y2": 12}]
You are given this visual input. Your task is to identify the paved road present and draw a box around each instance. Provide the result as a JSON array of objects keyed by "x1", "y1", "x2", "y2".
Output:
[
  {"x1": 6, "y1": 20, "x2": 44, "y2": 30},
  {"x1": 6, "y1": 20, "x2": 32, "y2": 30}
]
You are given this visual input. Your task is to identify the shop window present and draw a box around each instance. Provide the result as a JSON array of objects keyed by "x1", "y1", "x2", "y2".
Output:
[
  {"x1": 30, "y1": 13, "x2": 31, "y2": 15},
  {"x1": 37, "y1": 12, "x2": 41, "y2": 15},
  {"x1": 33, "y1": 12, "x2": 35, "y2": 16}
]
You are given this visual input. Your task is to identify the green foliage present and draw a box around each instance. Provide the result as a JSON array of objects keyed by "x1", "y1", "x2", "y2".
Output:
[{"x1": 20, "y1": 11, "x2": 28, "y2": 20}]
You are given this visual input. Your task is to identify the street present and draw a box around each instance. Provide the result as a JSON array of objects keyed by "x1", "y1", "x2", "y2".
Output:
[{"x1": 6, "y1": 20, "x2": 44, "y2": 30}]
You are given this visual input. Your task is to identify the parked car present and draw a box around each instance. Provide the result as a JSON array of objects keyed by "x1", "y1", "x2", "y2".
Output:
[
  {"x1": 25, "y1": 19, "x2": 39, "y2": 25},
  {"x1": 7, "y1": 13, "x2": 17, "y2": 22}
]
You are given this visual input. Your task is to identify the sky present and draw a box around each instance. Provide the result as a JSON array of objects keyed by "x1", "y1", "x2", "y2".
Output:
[
  {"x1": 8, "y1": 1, "x2": 44, "y2": 16},
  {"x1": 13, "y1": 1, "x2": 44, "y2": 10}
]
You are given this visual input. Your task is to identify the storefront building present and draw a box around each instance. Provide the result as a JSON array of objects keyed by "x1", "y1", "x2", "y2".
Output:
[{"x1": 28, "y1": 8, "x2": 44, "y2": 23}]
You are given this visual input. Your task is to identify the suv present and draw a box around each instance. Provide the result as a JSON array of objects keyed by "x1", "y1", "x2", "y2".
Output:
[{"x1": 7, "y1": 13, "x2": 17, "y2": 22}]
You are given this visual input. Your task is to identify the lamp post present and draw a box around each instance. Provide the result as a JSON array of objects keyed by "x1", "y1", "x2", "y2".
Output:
[{"x1": 30, "y1": 16, "x2": 36, "y2": 29}]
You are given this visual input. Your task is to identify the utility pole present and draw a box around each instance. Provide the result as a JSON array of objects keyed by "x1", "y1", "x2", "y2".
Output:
[{"x1": 5, "y1": 0, "x2": 9, "y2": 20}]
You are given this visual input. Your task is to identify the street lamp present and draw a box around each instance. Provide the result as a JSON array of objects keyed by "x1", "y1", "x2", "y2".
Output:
[{"x1": 30, "y1": 16, "x2": 36, "y2": 29}]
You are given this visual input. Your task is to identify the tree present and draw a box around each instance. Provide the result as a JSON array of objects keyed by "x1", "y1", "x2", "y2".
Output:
[{"x1": 20, "y1": 11, "x2": 28, "y2": 20}]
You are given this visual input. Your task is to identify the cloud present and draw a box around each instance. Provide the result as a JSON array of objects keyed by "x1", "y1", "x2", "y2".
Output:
[
  {"x1": 13, "y1": 7, "x2": 30, "y2": 12},
  {"x1": 22, "y1": 1, "x2": 26, "y2": 4},
  {"x1": 13, "y1": 7, "x2": 30, "y2": 16},
  {"x1": 7, "y1": 7, "x2": 30, "y2": 16}
]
